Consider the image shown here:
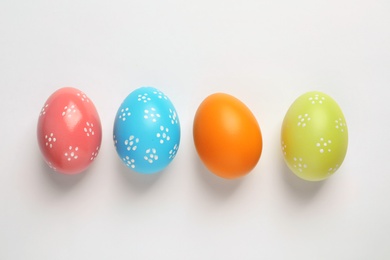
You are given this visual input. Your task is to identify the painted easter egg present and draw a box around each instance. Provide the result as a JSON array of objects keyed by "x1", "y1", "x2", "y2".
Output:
[
  {"x1": 193, "y1": 93, "x2": 263, "y2": 179},
  {"x1": 37, "y1": 87, "x2": 102, "y2": 174},
  {"x1": 113, "y1": 87, "x2": 180, "y2": 174},
  {"x1": 281, "y1": 91, "x2": 348, "y2": 181}
]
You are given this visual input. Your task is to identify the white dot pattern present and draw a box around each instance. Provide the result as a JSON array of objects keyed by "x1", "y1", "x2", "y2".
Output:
[
  {"x1": 40, "y1": 104, "x2": 48, "y2": 117},
  {"x1": 84, "y1": 122, "x2": 95, "y2": 136},
  {"x1": 138, "y1": 93, "x2": 151, "y2": 103},
  {"x1": 64, "y1": 146, "x2": 79, "y2": 161},
  {"x1": 293, "y1": 157, "x2": 308, "y2": 172},
  {"x1": 156, "y1": 126, "x2": 170, "y2": 144},
  {"x1": 317, "y1": 138, "x2": 332, "y2": 153},
  {"x1": 124, "y1": 135, "x2": 139, "y2": 151},
  {"x1": 143, "y1": 107, "x2": 161, "y2": 122},
  {"x1": 153, "y1": 90, "x2": 168, "y2": 100},
  {"x1": 123, "y1": 156, "x2": 136, "y2": 169},
  {"x1": 77, "y1": 92, "x2": 90, "y2": 102},
  {"x1": 144, "y1": 148, "x2": 158, "y2": 164},
  {"x1": 297, "y1": 113, "x2": 311, "y2": 127},
  {"x1": 281, "y1": 141, "x2": 287, "y2": 155},
  {"x1": 119, "y1": 107, "x2": 131, "y2": 121},
  {"x1": 169, "y1": 144, "x2": 179, "y2": 159},
  {"x1": 308, "y1": 94, "x2": 326, "y2": 104},
  {"x1": 335, "y1": 118, "x2": 346, "y2": 132},
  {"x1": 90, "y1": 146, "x2": 100, "y2": 161},
  {"x1": 328, "y1": 164, "x2": 340, "y2": 175},
  {"x1": 169, "y1": 109, "x2": 178, "y2": 124},
  {"x1": 45, "y1": 133, "x2": 56, "y2": 148},
  {"x1": 62, "y1": 105, "x2": 77, "y2": 117}
]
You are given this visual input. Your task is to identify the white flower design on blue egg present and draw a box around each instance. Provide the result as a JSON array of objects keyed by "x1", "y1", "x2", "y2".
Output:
[{"x1": 113, "y1": 87, "x2": 181, "y2": 174}]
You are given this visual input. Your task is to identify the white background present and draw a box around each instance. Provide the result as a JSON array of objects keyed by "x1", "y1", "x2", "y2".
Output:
[{"x1": 1, "y1": 0, "x2": 389, "y2": 259}]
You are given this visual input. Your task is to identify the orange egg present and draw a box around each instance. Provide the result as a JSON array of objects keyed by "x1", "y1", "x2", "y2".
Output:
[{"x1": 193, "y1": 93, "x2": 262, "y2": 179}]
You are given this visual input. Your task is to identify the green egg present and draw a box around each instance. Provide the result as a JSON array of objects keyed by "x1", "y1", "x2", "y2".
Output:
[{"x1": 281, "y1": 91, "x2": 348, "y2": 181}]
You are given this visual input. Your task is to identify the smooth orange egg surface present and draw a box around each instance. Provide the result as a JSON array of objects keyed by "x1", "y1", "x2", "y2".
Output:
[{"x1": 193, "y1": 93, "x2": 263, "y2": 179}]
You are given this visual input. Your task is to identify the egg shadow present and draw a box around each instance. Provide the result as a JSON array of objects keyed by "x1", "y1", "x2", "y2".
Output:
[
  {"x1": 115, "y1": 157, "x2": 163, "y2": 193},
  {"x1": 279, "y1": 154, "x2": 326, "y2": 202},
  {"x1": 193, "y1": 150, "x2": 243, "y2": 199},
  {"x1": 40, "y1": 160, "x2": 88, "y2": 191}
]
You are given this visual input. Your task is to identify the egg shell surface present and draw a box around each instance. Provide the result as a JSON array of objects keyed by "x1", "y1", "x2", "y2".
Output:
[
  {"x1": 193, "y1": 93, "x2": 263, "y2": 179},
  {"x1": 113, "y1": 87, "x2": 180, "y2": 174},
  {"x1": 37, "y1": 87, "x2": 102, "y2": 174},
  {"x1": 281, "y1": 91, "x2": 348, "y2": 181}
]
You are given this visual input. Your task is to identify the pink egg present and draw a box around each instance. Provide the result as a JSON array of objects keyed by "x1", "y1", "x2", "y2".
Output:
[{"x1": 37, "y1": 87, "x2": 102, "y2": 174}]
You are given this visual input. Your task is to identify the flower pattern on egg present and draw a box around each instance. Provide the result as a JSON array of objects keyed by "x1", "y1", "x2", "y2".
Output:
[
  {"x1": 77, "y1": 92, "x2": 90, "y2": 102},
  {"x1": 138, "y1": 93, "x2": 151, "y2": 103},
  {"x1": 90, "y1": 146, "x2": 100, "y2": 161},
  {"x1": 64, "y1": 146, "x2": 79, "y2": 161},
  {"x1": 153, "y1": 90, "x2": 168, "y2": 100},
  {"x1": 169, "y1": 109, "x2": 178, "y2": 124},
  {"x1": 297, "y1": 113, "x2": 311, "y2": 127},
  {"x1": 62, "y1": 105, "x2": 77, "y2": 117},
  {"x1": 123, "y1": 156, "x2": 136, "y2": 169},
  {"x1": 45, "y1": 133, "x2": 57, "y2": 148},
  {"x1": 124, "y1": 135, "x2": 139, "y2": 151},
  {"x1": 144, "y1": 107, "x2": 160, "y2": 122},
  {"x1": 40, "y1": 104, "x2": 49, "y2": 117},
  {"x1": 316, "y1": 138, "x2": 332, "y2": 153},
  {"x1": 308, "y1": 94, "x2": 326, "y2": 104},
  {"x1": 335, "y1": 118, "x2": 346, "y2": 132},
  {"x1": 293, "y1": 157, "x2": 307, "y2": 173},
  {"x1": 169, "y1": 144, "x2": 179, "y2": 159},
  {"x1": 144, "y1": 148, "x2": 158, "y2": 164},
  {"x1": 84, "y1": 122, "x2": 95, "y2": 136},
  {"x1": 156, "y1": 126, "x2": 170, "y2": 144},
  {"x1": 119, "y1": 107, "x2": 131, "y2": 121}
]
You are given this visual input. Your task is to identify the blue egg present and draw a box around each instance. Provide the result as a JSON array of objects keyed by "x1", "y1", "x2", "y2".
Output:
[{"x1": 113, "y1": 87, "x2": 180, "y2": 174}]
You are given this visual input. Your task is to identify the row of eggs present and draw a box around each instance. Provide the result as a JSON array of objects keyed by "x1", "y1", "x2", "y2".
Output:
[{"x1": 37, "y1": 87, "x2": 348, "y2": 181}]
